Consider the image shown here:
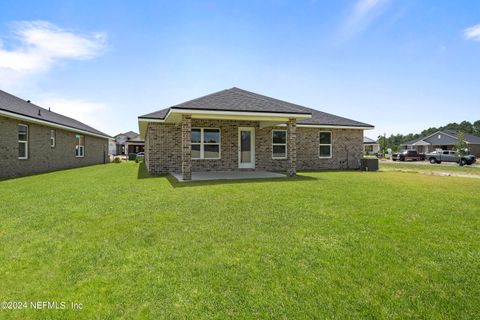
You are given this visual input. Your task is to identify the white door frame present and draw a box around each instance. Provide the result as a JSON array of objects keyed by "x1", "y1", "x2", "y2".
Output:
[{"x1": 238, "y1": 127, "x2": 255, "y2": 169}]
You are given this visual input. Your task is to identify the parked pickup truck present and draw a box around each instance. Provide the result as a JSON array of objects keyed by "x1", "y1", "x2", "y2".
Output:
[
  {"x1": 392, "y1": 150, "x2": 426, "y2": 161},
  {"x1": 426, "y1": 150, "x2": 476, "y2": 166}
]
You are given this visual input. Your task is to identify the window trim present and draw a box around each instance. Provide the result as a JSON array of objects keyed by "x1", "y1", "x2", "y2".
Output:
[
  {"x1": 272, "y1": 129, "x2": 288, "y2": 159},
  {"x1": 18, "y1": 124, "x2": 29, "y2": 160},
  {"x1": 50, "y1": 129, "x2": 56, "y2": 148},
  {"x1": 191, "y1": 128, "x2": 221, "y2": 160},
  {"x1": 319, "y1": 131, "x2": 332, "y2": 159},
  {"x1": 75, "y1": 134, "x2": 85, "y2": 158}
]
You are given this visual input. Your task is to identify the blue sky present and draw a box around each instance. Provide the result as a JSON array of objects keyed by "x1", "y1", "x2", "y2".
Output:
[{"x1": 0, "y1": 0, "x2": 479, "y2": 138}]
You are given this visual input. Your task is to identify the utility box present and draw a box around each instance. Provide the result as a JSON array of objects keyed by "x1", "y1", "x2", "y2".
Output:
[{"x1": 360, "y1": 158, "x2": 379, "y2": 171}]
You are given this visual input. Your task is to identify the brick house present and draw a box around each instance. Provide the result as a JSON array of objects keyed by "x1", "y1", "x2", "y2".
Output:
[
  {"x1": 0, "y1": 90, "x2": 110, "y2": 179},
  {"x1": 138, "y1": 88, "x2": 374, "y2": 180}
]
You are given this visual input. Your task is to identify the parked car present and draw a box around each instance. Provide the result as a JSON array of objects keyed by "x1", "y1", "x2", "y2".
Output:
[
  {"x1": 426, "y1": 150, "x2": 476, "y2": 166},
  {"x1": 392, "y1": 150, "x2": 425, "y2": 161}
]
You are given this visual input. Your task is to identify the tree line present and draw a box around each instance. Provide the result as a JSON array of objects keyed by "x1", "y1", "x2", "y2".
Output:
[{"x1": 377, "y1": 120, "x2": 480, "y2": 152}]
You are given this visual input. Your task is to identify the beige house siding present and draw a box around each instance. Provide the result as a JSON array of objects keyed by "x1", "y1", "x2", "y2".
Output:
[
  {"x1": 0, "y1": 115, "x2": 108, "y2": 179},
  {"x1": 145, "y1": 119, "x2": 364, "y2": 174}
]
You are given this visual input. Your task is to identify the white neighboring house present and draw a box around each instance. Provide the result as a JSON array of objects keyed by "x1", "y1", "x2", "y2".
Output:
[
  {"x1": 112, "y1": 131, "x2": 145, "y2": 156},
  {"x1": 364, "y1": 136, "x2": 380, "y2": 155},
  {"x1": 108, "y1": 139, "x2": 117, "y2": 155}
]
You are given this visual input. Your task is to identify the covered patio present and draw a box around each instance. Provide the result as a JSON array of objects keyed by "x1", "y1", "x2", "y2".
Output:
[
  {"x1": 170, "y1": 170, "x2": 286, "y2": 182},
  {"x1": 138, "y1": 88, "x2": 373, "y2": 179}
]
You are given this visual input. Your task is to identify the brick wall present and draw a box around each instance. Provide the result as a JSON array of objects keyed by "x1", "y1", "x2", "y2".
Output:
[
  {"x1": 297, "y1": 127, "x2": 363, "y2": 170},
  {"x1": 145, "y1": 123, "x2": 182, "y2": 173},
  {"x1": 145, "y1": 119, "x2": 363, "y2": 174},
  {"x1": 0, "y1": 115, "x2": 108, "y2": 179}
]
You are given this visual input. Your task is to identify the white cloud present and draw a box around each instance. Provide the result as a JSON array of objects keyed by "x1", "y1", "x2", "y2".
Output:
[
  {"x1": 0, "y1": 21, "x2": 110, "y2": 134},
  {"x1": 337, "y1": 0, "x2": 390, "y2": 43},
  {"x1": 0, "y1": 20, "x2": 106, "y2": 74},
  {"x1": 463, "y1": 24, "x2": 480, "y2": 41},
  {"x1": 36, "y1": 97, "x2": 111, "y2": 134}
]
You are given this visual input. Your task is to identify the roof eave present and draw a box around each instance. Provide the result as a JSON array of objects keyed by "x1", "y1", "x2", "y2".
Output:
[
  {"x1": 137, "y1": 109, "x2": 312, "y2": 138},
  {"x1": 0, "y1": 109, "x2": 111, "y2": 139},
  {"x1": 297, "y1": 124, "x2": 374, "y2": 130}
]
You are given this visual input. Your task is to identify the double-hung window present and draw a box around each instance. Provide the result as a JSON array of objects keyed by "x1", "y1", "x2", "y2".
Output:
[
  {"x1": 18, "y1": 124, "x2": 28, "y2": 159},
  {"x1": 319, "y1": 131, "x2": 332, "y2": 158},
  {"x1": 272, "y1": 130, "x2": 287, "y2": 159},
  {"x1": 191, "y1": 128, "x2": 220, "y2": 159},
  {"x1": 75, "y1": 134, "x2": 85, "y2": 157},
  {"x1": 50, "y1": 129, "x2": 56, "y2": 148}
]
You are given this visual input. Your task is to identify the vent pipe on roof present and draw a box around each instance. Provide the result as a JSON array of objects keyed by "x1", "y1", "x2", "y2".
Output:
[
  {"x1": 27, "y1": 100, "x2": 31, "y2": 103},
  {"x1": 49, "y1": 107, "x2": 51, "y2": 112},
  {"x1": 38, "y1": 109, "x2": 41, "y2": 116}
]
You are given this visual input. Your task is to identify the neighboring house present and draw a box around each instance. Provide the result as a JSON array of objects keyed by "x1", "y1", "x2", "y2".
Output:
[
  {"x1": 400, "y1": 129, "x2": 480, "y2": 156},
  {"x1": 0, "y1": 90, "x2": 110, "y2": 179},
  {"x1": 108, "y1": 138, "x2": 117, "y2": 156},
  {"x1": 112, "y1": 131, "x2": 145, "y2": 155},
  {"x1": 138, "y1": 87, "x2": 374, "y2": 180},
  {"x1": 364, "y1": 136, "x2": 380, "y2": 155}
]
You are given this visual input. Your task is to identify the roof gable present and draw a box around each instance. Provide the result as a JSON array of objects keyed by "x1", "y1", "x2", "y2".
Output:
[{"x1": 424, "y1": 132, "x2": 458, "y2": 145}]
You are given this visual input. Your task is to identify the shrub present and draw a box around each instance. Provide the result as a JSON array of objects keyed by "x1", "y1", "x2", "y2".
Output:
[
  {"x1": 135, "y1": 155, "x2": 144, "y2": 163},
  {"x1": 113, "y1": 157, "x2": 122, "y2": 163},
  {"x1": 128, "y1": 153, "x2": 137, "y2": 161}
]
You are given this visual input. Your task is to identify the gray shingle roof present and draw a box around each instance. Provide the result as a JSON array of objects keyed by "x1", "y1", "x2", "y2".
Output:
[
  {"x1": 139, "y1": 87, "x2": 373, "y2": 128},
  {"x1": 115, "y1": 131, "x2": 139, "y2": 139},
  {"x1": 114, "y1": 131, "x2": 144, "y2": 142},
  {"x1": 140, "y1": 107, "x2": 170, "y2": 120},
  {"x1": 401, "y1": 137, "x2": 425, "y2": 146},
  {"x1": 443, "y1": 129, "x2": 480, "y2": 144},
  {"x1": 364, "y1": 136, "x2": 377, "y2": 144},
  {"x1": 0, "y1": 90, "x2": 110, "y2": 137},
  {"x1": 402, "y1": 130, "x2": 480, "y2": 146}
]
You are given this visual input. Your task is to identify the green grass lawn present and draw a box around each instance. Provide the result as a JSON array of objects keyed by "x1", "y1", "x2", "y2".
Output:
[
  {"x1": 1, "y1": 162, "x2": 479, "y2": 319},
  {"x1": 380, "y1": 161, "x2": 480, "y2": 176}
]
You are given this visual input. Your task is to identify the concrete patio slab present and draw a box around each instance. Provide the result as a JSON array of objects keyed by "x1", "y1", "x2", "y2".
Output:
[{"x1": 170, "y1": 170, "x2": 286, "y2": 182}]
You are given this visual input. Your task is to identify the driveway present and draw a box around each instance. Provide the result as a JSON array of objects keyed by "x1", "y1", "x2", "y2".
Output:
[{"x1": 383, "y1": 159, "x2": 480, "y2": 168}]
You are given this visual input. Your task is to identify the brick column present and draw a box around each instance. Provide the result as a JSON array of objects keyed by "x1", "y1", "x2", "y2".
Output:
[
  {"x1": 181, "y1": 115, "x2": 192, "y2": 180},
  {"x1": 287, "y1": 118, "x2": 297, "y2": 177}
]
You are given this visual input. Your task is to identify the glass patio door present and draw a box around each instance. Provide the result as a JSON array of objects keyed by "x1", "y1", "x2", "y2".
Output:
[{"x1": 238, "y1": 127, "x2": 255, "y2": 169}]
